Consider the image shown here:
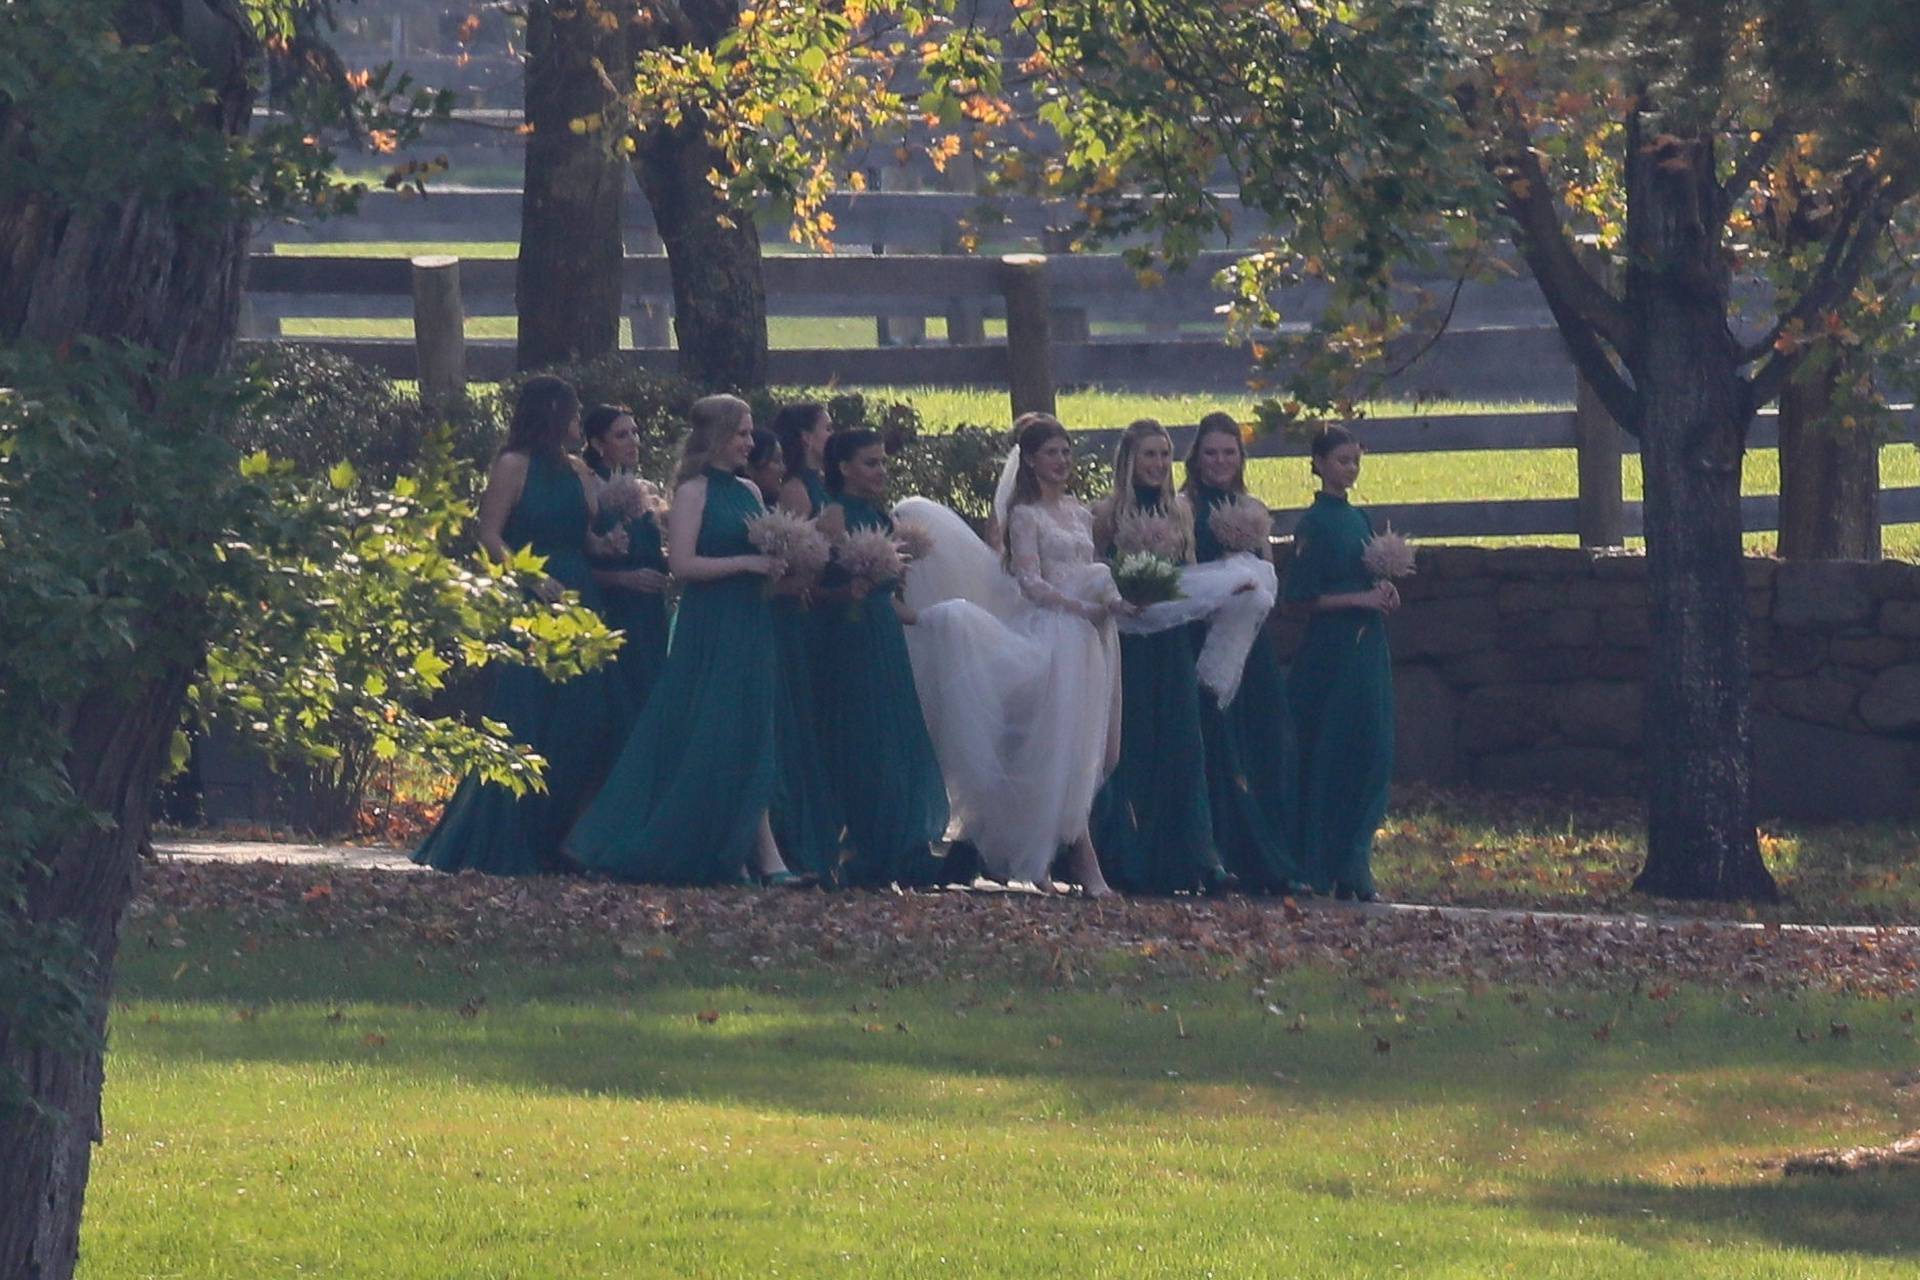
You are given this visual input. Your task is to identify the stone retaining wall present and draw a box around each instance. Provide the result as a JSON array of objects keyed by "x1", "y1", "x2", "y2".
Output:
[{"x1": 1266, "y1": 546, "x2": 1920, "y2": 820}]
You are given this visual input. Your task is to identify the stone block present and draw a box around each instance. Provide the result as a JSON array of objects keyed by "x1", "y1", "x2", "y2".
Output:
[
  {"x1": 1458, "y1": 684, "x2": 1556, "y2": 753},
  {"x1": 1392, "y1": 664, "x2": 1462, "y2": 784},
  {"x1": 1744, "y1": 557, "x2": 1782, "y2": 591},
  {"x1": 1764, "y1": 673, "x2": 1860, "y2": 728},
  {"x1": 1391, "y1": 595, "x2": 1499, "y2": 659},
  {"x1": 1754, "y1": 713, "x2": 1920, "y2": 821},
  {"x1": 1858, "y1": 664, "x2": 1920, "y2": 733},
  {"x1": 1590, "y1": 648, "x2": 1647, "y2": 681},
  {"x1": 1497, "y1": 582, "x2": 1566, "y2": 614},
  {"x1": 1470, "y1": 746, "x2": 1639, "y2": 795},
  {"x1": 1882, "y1": 600, "x2": 1920, "y2": 638},
  {"x1": 1831, "y1": 635, "x2": 1910, "y2": 671},
  {"x1": 1555, "y1": 681, "x2": 1642, "y2": 748},
  {"x1": 1397, "y1": 573, "x2": 1495, "y2": 604},
  {"x1": 1598, "y1": 608, "x2": 1650, "y2": 647},
  {"x1": 1591, "y1": 552, "x2": 1649, "y2": 581},
  {"x1": 1487, "y1": 546, "x2": 1597, "y2": 578},
  {"x1": 1773, "y1": 561, "x2": 1878, "y2": 628},
  {"x1": 1770, "y1": 627, "x2": 1828, "y2": 677},
  {"x1": 1565, "y1": 580, "x2": 1646, "y2": 610},
  {"x1": 1544, "y1": 609, "x2": 1598, "y2": 647},
  {"x1": 1421, "y1": 545, "x2": 1491, "y2": 579},
  {"x1": 1869, "y1": 558, "x2": 1920, "y2": 601}
]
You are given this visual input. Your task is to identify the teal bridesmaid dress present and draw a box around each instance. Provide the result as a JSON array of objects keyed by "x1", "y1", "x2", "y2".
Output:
[
  {"x1": 767, "y1": 466, "x2": 844, "y2": 879},
  {"x1": 1189, "y1": 483, "x2": 1305, "y2": 892},
  {"x1": 1284, "y1": 491, "x2": 1394, "y2": 898},
  {"x1": 816, "y1": 495, "x2": 952, "y2": 887},
  {"x1": 565, "y1": 469, "x2": 778, "y2": 884},
  {"x1": 413, "y1": 450, "x2": 613, "y2": 875},
  {"x1": 588, "y1": 474, "x2": 671, "y2": 727},
  {"x1": 1090, "y1": 487, "x2": 1225, "y2": 894}
]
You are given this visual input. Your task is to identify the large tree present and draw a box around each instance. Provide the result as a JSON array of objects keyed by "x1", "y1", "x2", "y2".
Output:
[
  {"x1": 0, "y1": 3, "x2": 450, "y2": 1272},
  {"x1": 517, "y1": 0, "x2": 633, "y2": 369},
  {"x1": 607, "y1": 0, "x2": 1006, "y2": 388},
  {"x1": 1031, "y1": 0, "x2": 1920, "y2": 901}
]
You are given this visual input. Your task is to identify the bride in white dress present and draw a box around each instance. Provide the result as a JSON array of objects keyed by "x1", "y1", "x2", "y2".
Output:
[{"x1": 896, "y1": 414, "x2": 1281, "y2": 896}]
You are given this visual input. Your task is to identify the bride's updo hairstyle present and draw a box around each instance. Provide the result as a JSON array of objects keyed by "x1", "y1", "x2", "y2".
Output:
[
  {"x1": 1001, "y1": 412, "x2": 1071, "y2": 569},
  {"x1": 1007, "y1": 412, "x2": 1069, "y2": 508},
  {"x1": 1180, "y1": 411, "x2": 1250, "y2": 497},
  {"x1": 824, "y1": 427, "x2": 884, "y2": 494},
  {"x1": 1110, "y1": 418, "x2": 1194, "y2": 560},
  {"x1": 674, "y1": 394, "x2": 753, "y2": 485}
]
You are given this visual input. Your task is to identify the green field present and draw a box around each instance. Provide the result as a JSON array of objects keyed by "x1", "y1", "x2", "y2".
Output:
[{"x1": 80, "y1": 877, "x2": 1920, "y2": 1280}]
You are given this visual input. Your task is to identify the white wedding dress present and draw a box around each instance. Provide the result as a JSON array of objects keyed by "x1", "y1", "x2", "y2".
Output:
[{"x1": 895, "y1": 489, "x2": 1279, "y2": 887}]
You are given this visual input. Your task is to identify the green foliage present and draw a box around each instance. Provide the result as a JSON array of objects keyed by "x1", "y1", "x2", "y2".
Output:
[
  {"x1": 233, "y1": 346, "x2": 506, "y2": 483},
  {"x1": 0, "y1": 0, "x2": 459, "y2": 1114},
  {"x1": 0, "y1": 339, "x2": 261, "y2": 1111},
  {"x1": 195, "y1": 435, "x2": 620, "y2": 831}
]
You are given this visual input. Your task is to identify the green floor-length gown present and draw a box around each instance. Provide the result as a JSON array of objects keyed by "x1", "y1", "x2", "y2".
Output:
[
  {"x1": 1284, "y1": 490, "x2": 1394, "y2": 897},
  {"x1": 565, "y1": 468, "x2": 778, "y2": 884},
  {"x1": 413, "y1": 450, "x2": 613, "y2": 876},
  {"x1": 816, "y1": 494, "x2": 952, "y2": 887},
  {"x1": 588, "y1": 476, "x2": 671, "y2": 728},
  {"x1": 768, "y1": 466, "x2": 843, "y2": 879},
  {"x1": 1089, "y1": 486, "x2": 1225, "y2": 895},
  {"x1": 1189, "y1": 482, "x2": 1304, "y2": 892}
]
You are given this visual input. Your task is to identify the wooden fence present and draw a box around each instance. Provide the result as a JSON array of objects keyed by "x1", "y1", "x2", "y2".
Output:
[{"x1": 242, "y1": 200, "x2": 1920, "y2": 542}]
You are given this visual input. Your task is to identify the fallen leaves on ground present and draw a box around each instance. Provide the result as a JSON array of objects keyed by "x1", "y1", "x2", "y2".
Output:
[{"x1": 133, "y1": 861, "x2": 1920, "y2": 999}]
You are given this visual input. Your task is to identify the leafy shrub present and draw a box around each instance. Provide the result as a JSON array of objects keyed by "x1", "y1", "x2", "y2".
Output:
[
  {"x1": 195, "y1": 435, "x2": 619, "y2": 834},
  {"x1": 233, "y1": 345, "x2": 505, "y2": 484},
  {"x1": 502, "y1": 355, "x2": 702, "y2": 482}
]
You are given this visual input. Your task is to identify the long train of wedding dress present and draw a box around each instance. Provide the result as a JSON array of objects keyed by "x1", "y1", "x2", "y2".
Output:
[{"x1": 894, "y1": 495, "x2": 1277, "y2": 885}]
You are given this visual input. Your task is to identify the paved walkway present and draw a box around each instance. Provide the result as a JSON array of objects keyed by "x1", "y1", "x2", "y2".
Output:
[{"x1": 153, "y1": 837, "x2": 1920, "y2": 937}]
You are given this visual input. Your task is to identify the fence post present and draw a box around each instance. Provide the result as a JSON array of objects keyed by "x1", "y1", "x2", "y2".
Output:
[
  {"x1": 1040, "y1": 224, "x2": 1090, "y2": 344},
  {"x1": 628, "y1": 229, "x2": 671, "y2": 349},
  {"x1": 1573, "y1": 240, "x2": 1624, "y2": 547},
  {"x1": 411, "y1": 254, "x2": 467, "y2": 401},
  {"x1": 1000, "y1": 254, "x2": 1055, "y2": 418}
]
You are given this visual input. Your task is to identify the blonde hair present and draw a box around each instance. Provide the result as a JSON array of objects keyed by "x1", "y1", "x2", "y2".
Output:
[
  {"x1": 674, "y1": 394, "x2": 753, "y2": 485},
  {"x1": 1110, "y1": 418, "x2": 1194, "y2": 561}
]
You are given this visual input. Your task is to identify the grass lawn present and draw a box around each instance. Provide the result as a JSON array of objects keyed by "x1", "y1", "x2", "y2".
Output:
[{"x1": 83, "y1": 880, "x2": 1920, "y2": 1279}]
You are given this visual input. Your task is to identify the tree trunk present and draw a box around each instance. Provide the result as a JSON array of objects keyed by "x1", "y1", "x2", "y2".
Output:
[
  {"x1": 1777, "y1": 357, "x2": 1881, "y2": 559},
  {"x1": 516, "y1": 1, "x2": 628, "y2": 370},
  {"x1": 0, "y1": 4, "x2": 258, "y2": 1276},
  {"x1": 625, "y1": 0, "x2": 769, "y2": 391},
  {"x1": 629, "y1": 115, "x2": 770, "y2": 390},
  {"x1": 1622, "y1": 121, "x2": 1780, "y2": 903}
]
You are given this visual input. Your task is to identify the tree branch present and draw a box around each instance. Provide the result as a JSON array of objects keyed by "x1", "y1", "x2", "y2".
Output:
[
  {"x1": 1742, "y1": 184, "x2": 1895, "y2": 414},
  {"x1": 1456, "y1": 75, "x2": 1635, "y2": 357},
  {"x1": 1717, "y1": 113, "x2": 1788, "y2": 223}
]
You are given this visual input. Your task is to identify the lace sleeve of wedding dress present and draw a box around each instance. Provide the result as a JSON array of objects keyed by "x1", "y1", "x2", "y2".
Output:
[{"x1": 1007, "y1": 505, "x2": 1102, "y2": 619}]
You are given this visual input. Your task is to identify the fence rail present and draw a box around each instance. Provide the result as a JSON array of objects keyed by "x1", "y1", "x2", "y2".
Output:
[{"x1": 240, "y1": 239, "x2": 1920, "y2": 543}]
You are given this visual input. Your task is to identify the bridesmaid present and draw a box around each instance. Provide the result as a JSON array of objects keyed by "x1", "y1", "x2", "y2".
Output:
[
  {"x1": 1285, "y1": 425, "x2": 1397, "y2": 902},
  {"x1": 772, "y1": 401, "x2": 834, "y2": 520},
  {"x1": 815, "y1": 429, "x2": 952, "y2": 888},
  {"x1": 756, "y1": 408, "x2": 844, "y2": 880},
  {"x1": 1183, "y1": 412, "x2": 1308, "y2": 894},
  {"x1": 1088, "y1": 420, "x2": 1228, "y2": 895},
  {"x1": 583, "y1": 404, "x2": 672, "y2": 727},
  {"x1": 414, "y1": 375, "x2": 618, "y2": 875},
  {"x1": 565, "y1": 394, "x2": 805, "y2": 886}
]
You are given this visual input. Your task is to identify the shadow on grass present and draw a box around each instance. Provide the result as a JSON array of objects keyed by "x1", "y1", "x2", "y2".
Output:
[{"x1": 1516, "y1": 1173, "x2": 1920, "y2": 1260}]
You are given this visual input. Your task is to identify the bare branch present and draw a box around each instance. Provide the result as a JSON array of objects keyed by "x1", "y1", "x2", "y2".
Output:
[{"x1": 1717, "y1": 113, "x2": 1788, "y2": 223}]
